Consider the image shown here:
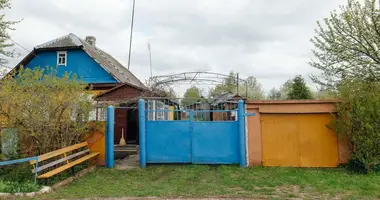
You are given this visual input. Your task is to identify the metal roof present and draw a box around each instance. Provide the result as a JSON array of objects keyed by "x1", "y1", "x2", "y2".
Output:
[
  {"x1": 34, "y1": 33, "x2": 145, "y2": 89},
  {"x1": 210, "y1": 92, "x2": 241, "y2": 106}
]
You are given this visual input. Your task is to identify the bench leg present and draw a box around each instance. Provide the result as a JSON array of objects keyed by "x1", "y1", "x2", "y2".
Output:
[
  {"x1": 71, "y1": 167, "x2": 75, "y2": 176},
  {"x1": 42, "y1": 179, "x2": 49, "y2": 186}
]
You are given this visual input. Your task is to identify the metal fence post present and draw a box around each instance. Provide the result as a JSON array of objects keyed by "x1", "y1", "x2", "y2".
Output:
[
  {"x1": 139, "y1": 99, "x2": 147, "y2": 168},
  {"x1": 106, "y1": 106, "x2": 114, "y2": 168},
  {"x1": 238, "y1": 100, "x2": 246, "y2": 168}
]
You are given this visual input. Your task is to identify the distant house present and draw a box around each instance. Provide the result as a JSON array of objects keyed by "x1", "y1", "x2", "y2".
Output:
[
  {"x1": 210, "y1": 92, "x2": 243, "y2": 121},
  {"x1": 184, "y1": 92, "x2": 243, "y2": 121}
]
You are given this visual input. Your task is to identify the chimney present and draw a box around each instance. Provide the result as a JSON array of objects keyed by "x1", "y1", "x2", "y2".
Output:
[{"x1": 85, "y1": 36, "x2": 96, "y2": 46}]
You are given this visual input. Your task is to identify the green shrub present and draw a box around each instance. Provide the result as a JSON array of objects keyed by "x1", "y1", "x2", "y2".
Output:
[
  {"x1": 0, "y1": 163, "x2": 34, "y2": 182},
  {"x1": 335, "y1": 79, "x2": 380, "y2": 173},
  {"x1": 0, "y1": 181, "x2": 40, "y2": 193}
]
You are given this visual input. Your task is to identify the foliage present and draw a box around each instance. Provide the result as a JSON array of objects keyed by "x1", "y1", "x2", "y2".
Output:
[
  {"x1": 313, "y1": 89, "x2": 336, "y2": 100},
  {"x1": 0, "y1": 67, "x2": 93, "y2": 154},
  {"x1": 0, "y1": 163, "x2": 34, "y2": 183},
  {"x1": 310, "y1": 0, "x2": 380, "y2": 89},
  {"x1": 48, "y1": 165, "x2": 380, "y2": 199},
  {"x1": 334, "y1": 79, "x2": 380, "y2": 173},
  {"x1": 239, "y1": 76, "x2": 265, "y2": 100},
  {"x1": 267, "y1": 87, "x2": 282, "y2": 100},
  {"x1": 209, "y1": 72, "x2": 237, "y2": 98},
  {"x1": 287, "y1": 75, "x2": 313, "y2": 100},
  {"x1": 279, "y1": 79, "x2": 293, "y2": 99},
  {"x1": 209, "y1": 71, "x2": 265, "y2": 100},
  {"x1": 0, "y1": 181, "x2": 40, "y2": 193},
  {"x1": 0, "y1": 0, "x2": 20, "y2": 68},
  {"x1": 183, "y1": 86, "x2": 202, "y2": 106},
  {"x1": 267, "y1": 80, "x2": 294, "y2": 100}
]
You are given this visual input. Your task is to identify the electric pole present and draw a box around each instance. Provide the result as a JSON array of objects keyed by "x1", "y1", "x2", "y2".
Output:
[
  {"x1": 148, "y1": 42, "x2": 153, "y2": 79},
  {"x1": 127, "y1": 0, "x2": 136, "y2": 70}
]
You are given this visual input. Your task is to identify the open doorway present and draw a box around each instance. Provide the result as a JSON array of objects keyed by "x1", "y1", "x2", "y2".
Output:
[{"x1": 114, "y1": 107, "x2": 139, "y2": 145}]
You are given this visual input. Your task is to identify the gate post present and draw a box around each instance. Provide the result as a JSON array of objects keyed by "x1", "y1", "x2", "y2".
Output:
[
  {"x1": 106, "y1": 106, "x2": 114, "y2": 168},
  {"x1": 238, "y1": 100, "x2": 247, "y2": 168},
  {"x1": 139, "y1": 99, "x2": 147, "y2": 168}
]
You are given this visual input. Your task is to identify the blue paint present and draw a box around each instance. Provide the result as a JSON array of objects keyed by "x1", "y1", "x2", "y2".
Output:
[
  {"x1": 139, "y1": 99, "x2": 147, "y2": 168},
  {"x1": 238, "y1": 100, "x2": 246, "y2": 167},
  {"x1": 244, "y1": 113, "x2": 256, "y2": 117},
  {"x1": 189, "y1": 110, "x2": 194, "y2": 163},
  {"x1": 192, "y1": 122, "x2": 239, "y2": 164},
  {"x1": 106, "y1": 106, "x2": 114, "y2": 168},
  {"x1": 146, "y1": 121, "x2": 191, "y2": 163},
  {"x1": 25, "y1": 49, "x2": 118, "y2": 84},
  {"x1": 142, "y1": 99, "x2": 247, "y2": 167},
  {"x1": 0, "y1": 156, "x2": 39, "y2": 184}
]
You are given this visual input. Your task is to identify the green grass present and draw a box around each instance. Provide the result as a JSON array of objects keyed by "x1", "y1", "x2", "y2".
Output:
[
  {"x1": 0, "y1": 181, "x2": 40, "y2": 193},
  {"x1": 42, "y1": 165, "x2": 380, "y2": 199}
]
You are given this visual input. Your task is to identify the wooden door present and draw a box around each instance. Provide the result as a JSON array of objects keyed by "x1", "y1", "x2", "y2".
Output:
[{"x1": 114, "y1": 108, "x2": 128, "y2": 144}]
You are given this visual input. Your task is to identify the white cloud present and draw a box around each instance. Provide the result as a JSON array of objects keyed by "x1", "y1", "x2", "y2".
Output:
[{"x1": 5, "y1": 0, "x2": 347, "y2": 95}]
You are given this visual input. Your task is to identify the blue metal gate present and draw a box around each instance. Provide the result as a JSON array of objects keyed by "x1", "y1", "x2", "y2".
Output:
[{"x1": 138, "y1": 98, "x2": 247, "y2": 168}]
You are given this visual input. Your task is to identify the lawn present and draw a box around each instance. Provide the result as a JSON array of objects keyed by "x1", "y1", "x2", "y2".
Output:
[{"x1": 41, "y1": 165, "x2": 380, "y2": 199}]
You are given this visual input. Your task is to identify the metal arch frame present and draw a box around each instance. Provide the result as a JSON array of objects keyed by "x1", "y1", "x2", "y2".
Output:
[{"x1": 149, "y1": 71, "x2": 248, "y2": 97}]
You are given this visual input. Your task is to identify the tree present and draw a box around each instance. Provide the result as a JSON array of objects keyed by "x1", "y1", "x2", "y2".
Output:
[
  {"x1": 183, "y1": 86, "x2": 202, "y2": 105},
  {"x1": 287, "y1": 75, "x2": 313, "y2": 100},
  {"x1": 267, "y1": 87, "x2": 282, "y2": 100},
  {"x1": 279, "y1": 80, "x2": 293, "y2": 99},
  {"x1": 0, "y1": 67, "x2": 93, "y2": 154},
  {"x1": 239, "y1": 76, "x2": 265, "y2": 100},
  {"x1": 267, "y1": 80, "x2": 293, "y2": 100},
  {"x1": 310, "y1": 0, "x2": 380, "y2": 89},
  {"x1": 209, "y1": 72, "x2": 236, "y2": 98},
  {"x1": 0, "y1": 0, "x2": 19, "y2": 68},
  {"x1": 313, "y1": 89, "x2": 336, "y2": 100},
  {"x1": 209, "y1": 72, "x2": 265, "y2": 100}
]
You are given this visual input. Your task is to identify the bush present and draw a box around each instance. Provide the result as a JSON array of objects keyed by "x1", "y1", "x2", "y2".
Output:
[
  {"x1": 335, "y1": 79, "x2": 380, "y2": 173},
  {"x1": 0, "y1": 163, "x2": 34, "y2": 182},
  {"x1": 0, "y1": 67, "x2": 93, "y2": 155},
  {"x1": 0, "y1": 181, "x2": 40, "y2": 193}
]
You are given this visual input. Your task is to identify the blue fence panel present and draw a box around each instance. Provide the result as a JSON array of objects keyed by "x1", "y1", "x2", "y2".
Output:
[
  {"x1": 146, "y1": 121, "x2": 191, "y2": 163},
  {"x1": 192, "y1": 121, "x2": 239, "y2": 164}
]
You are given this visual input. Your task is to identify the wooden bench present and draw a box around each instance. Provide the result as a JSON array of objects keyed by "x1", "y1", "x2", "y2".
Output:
[{"x1": 30, "y1": 142, "x2": 99, "y2": 179}]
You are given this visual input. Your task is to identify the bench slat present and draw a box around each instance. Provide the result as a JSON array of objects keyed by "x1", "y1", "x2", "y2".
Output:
[
  {"x1": 38, "y1": 152, "x2": 100, "y2": 179},
  {"x1": 33, "y1": 149, "x2": 90, "y2": 173},
  {"x1": 30, "y1": 142, "x2": 88, "y2": 164}
]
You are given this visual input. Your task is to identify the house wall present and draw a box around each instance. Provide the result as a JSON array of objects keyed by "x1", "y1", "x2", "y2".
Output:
[
  {"x1": 246, "y1": 100, "x2": 350, "y2": 167},
  {"x1": 95, "y1": 85, "x2": 143, "y2": 102},
  {"x1": 25, "y1": 49, "x2": 118, "y2": 84}
]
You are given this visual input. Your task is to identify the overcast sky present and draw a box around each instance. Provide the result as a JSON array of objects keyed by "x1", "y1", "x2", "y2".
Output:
[{"x1": 5, "y1": 0, "x2": 347, "y2": 95}]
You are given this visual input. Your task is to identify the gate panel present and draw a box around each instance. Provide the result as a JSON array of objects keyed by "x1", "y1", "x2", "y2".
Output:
[
  {"x1": 146, "y1": 121, "x2": 191, "y2": 163},
  {"x1": 192, "y1": 122, "x2": 239, "y2": 164}
]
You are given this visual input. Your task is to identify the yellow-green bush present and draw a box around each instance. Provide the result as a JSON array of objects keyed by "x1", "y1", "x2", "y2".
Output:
[{"x1": 335, "y1": 79, "x2": 380, "y2": 173}]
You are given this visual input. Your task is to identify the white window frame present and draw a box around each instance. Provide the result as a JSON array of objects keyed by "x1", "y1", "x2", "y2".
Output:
[{"x1": 57, "y1": 51, "x2": 67, "y2": 66}]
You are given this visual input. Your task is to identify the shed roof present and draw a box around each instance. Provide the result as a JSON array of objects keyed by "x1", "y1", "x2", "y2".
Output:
[{"x1": 210, "y1": 92, "x2": 242, "y2": 106}]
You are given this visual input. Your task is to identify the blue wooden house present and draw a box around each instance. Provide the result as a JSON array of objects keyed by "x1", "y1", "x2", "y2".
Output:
[{"x1": 9, "y1": 33, "x2": 145, "y2": 94}]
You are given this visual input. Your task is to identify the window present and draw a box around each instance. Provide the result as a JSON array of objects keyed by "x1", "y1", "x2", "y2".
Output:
[{"x1": 57, "y1": 51, "x2": 67, "y2": 66}]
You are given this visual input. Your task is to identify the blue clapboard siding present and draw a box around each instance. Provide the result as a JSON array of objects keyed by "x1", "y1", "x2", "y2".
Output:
[{"x1": 25, "y1": 49, "x2": 118, "y2": 84}]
